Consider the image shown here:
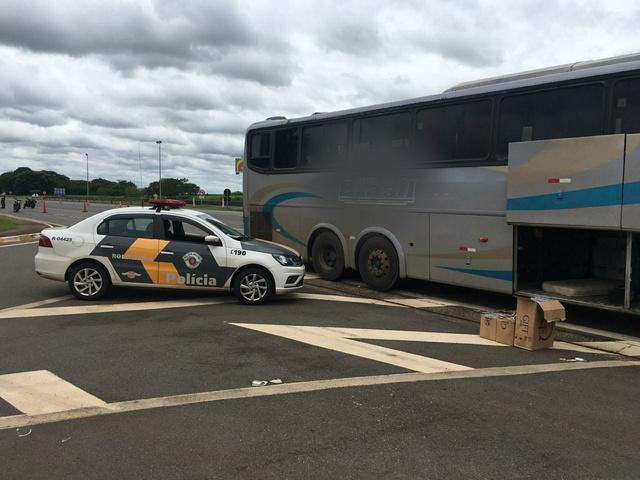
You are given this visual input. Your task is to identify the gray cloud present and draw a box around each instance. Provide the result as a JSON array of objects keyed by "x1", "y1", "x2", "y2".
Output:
[{"x1": 0, "y1": 0, "x2": 636, "y2": 193}]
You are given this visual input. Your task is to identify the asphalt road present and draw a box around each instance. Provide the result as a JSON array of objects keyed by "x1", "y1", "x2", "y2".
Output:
[{"x1": 1, "y1": 211, "x2": 639, "y2": 478}]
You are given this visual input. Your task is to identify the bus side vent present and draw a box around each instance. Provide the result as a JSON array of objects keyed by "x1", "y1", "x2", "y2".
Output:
[{"x1": 250, "y1": 211, "x2": 272, "y2": 241}]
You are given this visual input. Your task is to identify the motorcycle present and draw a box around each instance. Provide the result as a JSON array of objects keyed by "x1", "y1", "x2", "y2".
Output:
[
  {"x1": 24, "y1": 198, "x2": 37, "y2": 208},
  {"x1": 13, "y1": 199, "x2": 21, "y2": 213}
]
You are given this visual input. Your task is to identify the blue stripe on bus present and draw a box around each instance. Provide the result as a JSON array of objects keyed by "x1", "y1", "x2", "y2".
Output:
[
  {"x1": 622, "y1": 180, "x2": 640, "y2": 205},
  {"x1": 506, "y1": 183, "x2": 623, "y2": 211},
  {"x1": 437, "y1": 266, "x2": 513, "y2": 281},
  {"x1": 263, "y1": 191, "x2": 320, "y2": 246}
]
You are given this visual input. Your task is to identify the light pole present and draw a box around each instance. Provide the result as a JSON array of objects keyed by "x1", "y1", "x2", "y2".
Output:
[
  {"x1": 156, "y1": 140, "x2": 162, "y2": 198},
  {"x1": 83, "y1": 153, "x2": 89, "y2": 213}
]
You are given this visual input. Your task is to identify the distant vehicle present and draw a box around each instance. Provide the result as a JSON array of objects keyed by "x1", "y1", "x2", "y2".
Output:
[
  {"x1": 35, "y1": 199, "x2": 304, "y2": 304},
  {"x1": 24, "y1": 198, "x2": 36, "y2": 208},
  {"x1": 244, "y1": 53, "x2": 640, "y2": 313}
]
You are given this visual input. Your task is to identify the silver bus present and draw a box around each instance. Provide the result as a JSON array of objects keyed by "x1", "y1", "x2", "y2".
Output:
[{"x1": 243, "y1": 53, "x2": 640, "y2": 313}]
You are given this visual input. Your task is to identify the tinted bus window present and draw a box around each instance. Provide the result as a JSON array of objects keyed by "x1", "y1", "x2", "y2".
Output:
[
  {"x1": 249, "y1": 131, "x2": 271, "y2": 169},
  {"x1": 274, "y1": 128, "x2": 298, "y2": 169},
  {"x1": 498, "y1": 84, "x2": 603, "y2": 157},
  {"x1": 301, "y1": 122, "x2": 348, "y2": 169},
  {"x1": 416, "y1": 100, "x2": 492, "y2": 163},
  {"x1": 353, "y1": 112, "x2": 411, "y2": 166},
  {"x1": 613, "y1": 78, "x2": 640, "y2": 134}
]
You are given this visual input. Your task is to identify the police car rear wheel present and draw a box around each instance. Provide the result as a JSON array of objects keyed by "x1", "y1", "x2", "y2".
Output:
[
  {"x1": 233, "y1": 268, "x2": 273, "y2": 305},
  {"x1": 68, "y1": 262, "x2": 110, "y2": 300}
]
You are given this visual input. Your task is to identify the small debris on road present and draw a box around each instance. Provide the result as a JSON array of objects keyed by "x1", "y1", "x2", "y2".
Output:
[
  {"x1": 269, "y1": 378, "x2": 283, "y2": 384},
  {"x1": 16, "y1": 428, "x2": 32, "y2": 438},
  {"x1": 251, "y1": 380, "x2": 268, "y2": 387},
  {"x1": 61, "y1": 437, "x2": 71, "y2": 443},
  {"x1": 559, "y1": 357, "x2": 586, "y2": 362}
]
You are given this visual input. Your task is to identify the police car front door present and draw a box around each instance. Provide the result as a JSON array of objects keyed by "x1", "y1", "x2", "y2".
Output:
[{"x1": 157, "y1": 216, "x2": 231, "y2": 288}]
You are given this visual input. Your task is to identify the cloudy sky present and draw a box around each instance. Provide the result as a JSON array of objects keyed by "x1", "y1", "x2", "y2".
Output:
[{"x1": 0, "y1": 0, "x2": 637, "y2": 193}]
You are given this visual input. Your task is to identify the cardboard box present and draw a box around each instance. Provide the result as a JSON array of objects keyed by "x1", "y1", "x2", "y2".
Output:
[
  {"x1": 495, "y1": 315, "x2": 516, "y2": 346},
  {"x1": 514, "y1": 297, "x2": 566, "y2": 351},
  {"x1": 479, "y1": 313, "x2": 497, "y2": 341}
]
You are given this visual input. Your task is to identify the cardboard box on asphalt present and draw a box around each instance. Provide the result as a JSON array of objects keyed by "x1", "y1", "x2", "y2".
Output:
[
  {"x1": 495, "y1": 315, "x2": 516, "y2": 346},
  {"x1": 514, "y1": 297, "x2": 566, "y2": 351},
  {"x1": 479, "y1": 313, "x2": 497, "y2": 341}
]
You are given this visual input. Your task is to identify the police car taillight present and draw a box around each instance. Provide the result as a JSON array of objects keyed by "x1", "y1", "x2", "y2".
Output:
[{"x1": 39, "y1": 234, "x2": 53, "y2": 248}]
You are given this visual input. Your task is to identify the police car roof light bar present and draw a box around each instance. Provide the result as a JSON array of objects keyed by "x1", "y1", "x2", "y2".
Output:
[{"x1": 148, "y1": 198, "x2": 186, "y2": 212}]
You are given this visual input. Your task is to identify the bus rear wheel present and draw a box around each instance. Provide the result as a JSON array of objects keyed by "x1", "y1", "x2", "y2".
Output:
[
  {"x1": 311, "y1": 231, "x2": 345, "y2": 281},
  {"x1": 358, "y1": 236, "x2": 399, "y2": 291}
]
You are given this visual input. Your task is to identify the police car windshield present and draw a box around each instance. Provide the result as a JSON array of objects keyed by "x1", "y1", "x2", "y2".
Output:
[{"x1": 198, "y1": 215, "x2": 247, "y2": 240}]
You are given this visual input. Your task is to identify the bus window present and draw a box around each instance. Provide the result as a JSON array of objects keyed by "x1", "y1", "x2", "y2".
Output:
[
  {"x1": 274, "y1": 128, "x2": 298, "y2": 169},
  {"x1": 249, "y1": 131, "x2": 271, "y2": 170},
  {"x1": 301, "y1": 122, "x2": 347, "y2": 169},
  {"x1": 497, "y1": 84, "x2": 603, "y2": 158},
  {"x1": 613, "y1": 78, "x2": 640, "y2": 134},
  {"x1": 416, "y1": 100, "x2": 492, "y2": 163},
  {"x1": 353, "y1": 112, "x2": 411, "y2": 167}
]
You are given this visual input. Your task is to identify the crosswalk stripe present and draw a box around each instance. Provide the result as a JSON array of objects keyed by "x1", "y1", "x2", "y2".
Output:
[{"x1": 0, "y1": 370, "x2": 105, "y2": 415}]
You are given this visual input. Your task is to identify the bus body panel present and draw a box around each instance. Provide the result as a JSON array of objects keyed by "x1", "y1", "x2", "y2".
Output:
[
  {"x1": 429, "y1": 214, "x2": 513, "y2": 293},
  {"x1": 507, "y1": 135, "x2": 625, "y2": 229},
  {"x1": 622, "y1": 133, "x2": 640, "y2": 230}
]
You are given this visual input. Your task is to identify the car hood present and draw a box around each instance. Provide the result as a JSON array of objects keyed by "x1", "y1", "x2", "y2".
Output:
[{"x1": 240, "y1": 238, "x2": 299, "y2": 256}]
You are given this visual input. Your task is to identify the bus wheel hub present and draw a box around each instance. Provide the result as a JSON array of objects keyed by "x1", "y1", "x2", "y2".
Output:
[{"x1": 367, "y1": 249, "x2": 389, "y2": 277}]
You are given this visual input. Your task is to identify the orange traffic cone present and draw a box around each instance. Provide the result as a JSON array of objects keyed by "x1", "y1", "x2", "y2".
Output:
[
  {"x1": 82, "y1": 200, "x2": 88, "y2": 212},
  {"x1": 41, "y1": 199, "x2": 47, "y2": 213}
]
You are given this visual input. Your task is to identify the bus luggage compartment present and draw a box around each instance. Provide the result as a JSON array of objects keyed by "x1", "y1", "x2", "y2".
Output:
[{"x1": 515, "y1": 226, "x2": 640, "y2": 311}]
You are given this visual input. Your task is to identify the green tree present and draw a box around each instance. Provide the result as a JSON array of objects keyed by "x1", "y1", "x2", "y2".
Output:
[{"x1": 145, "y1": 178, "x2": 200, "y2": 197}]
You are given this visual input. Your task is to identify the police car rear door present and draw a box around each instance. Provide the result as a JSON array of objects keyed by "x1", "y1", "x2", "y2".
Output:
[
  {"x1": 92, "y1": 214, "x2": 159, "y2": 284},
  {"x1": 157, "y1": 215, "x2": 232, "y2": 288}
]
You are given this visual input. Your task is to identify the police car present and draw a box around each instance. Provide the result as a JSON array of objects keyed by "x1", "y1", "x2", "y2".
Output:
[{"x1": 35, "y1": 199, "x2": 305, "y2": 304}]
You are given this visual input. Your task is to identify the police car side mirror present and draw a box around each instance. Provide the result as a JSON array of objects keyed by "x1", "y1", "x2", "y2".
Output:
[{"x1": 205, "y1": 235, "x2": 222, "y2": 246}]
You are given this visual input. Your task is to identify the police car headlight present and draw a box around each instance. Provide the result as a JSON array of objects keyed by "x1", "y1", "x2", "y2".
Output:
[{"x1": 273, "y1": 254, "x2": 302, "y2": 266}]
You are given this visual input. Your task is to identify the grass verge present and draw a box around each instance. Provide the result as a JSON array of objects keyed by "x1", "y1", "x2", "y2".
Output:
[{"x1": 0, "y1": 216, "x2": 17, "y2": 233}]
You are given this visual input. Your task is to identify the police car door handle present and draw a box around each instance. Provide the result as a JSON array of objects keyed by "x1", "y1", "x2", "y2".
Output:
[
  {"x1": 160, "y1": 250, "x2": 174, "y2": 255},
  {"x1": 100, "y1": 244, "x2": 114, "y2": 249}
]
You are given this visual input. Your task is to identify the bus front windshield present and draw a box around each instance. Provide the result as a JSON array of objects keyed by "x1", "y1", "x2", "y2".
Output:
[{"x1": 198, "y1": 214, "x2": 248, "y2": 241}]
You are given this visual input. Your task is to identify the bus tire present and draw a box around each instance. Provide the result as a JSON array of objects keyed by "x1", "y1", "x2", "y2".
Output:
[
  {"x1": 358, "y1": 235, "x2": 399, "y2": 291},
  {"x1": 311, "y1": 231, "x2": 345, "y2": 281}
]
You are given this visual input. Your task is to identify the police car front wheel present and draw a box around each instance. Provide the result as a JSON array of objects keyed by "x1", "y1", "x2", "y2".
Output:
[
  {"x1": 68, "y1": 262, "x2": 111, "y2": 300},
  {"x1": 233, "y1": 267, "x2": 274, "y2": 305}
]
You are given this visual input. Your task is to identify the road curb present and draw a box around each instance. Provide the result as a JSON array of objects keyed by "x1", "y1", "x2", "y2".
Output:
[
  {"x1": 0, "y1": 213, "x2": 52, "y2": 244},
  {"x1": 0, "y1": 232, "x2": 41, "y2": 245}
]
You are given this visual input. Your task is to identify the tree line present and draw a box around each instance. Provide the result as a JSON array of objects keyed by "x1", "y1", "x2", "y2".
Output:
[{"x1": 0, "y1": 167, "x2": 202, "y2": 197}]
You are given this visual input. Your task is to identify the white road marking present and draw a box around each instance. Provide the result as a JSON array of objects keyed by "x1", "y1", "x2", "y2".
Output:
[
  {"x1": 0, "y1": 370, "x2": 105, "y2": 415},
  {"x1": 574, "y1": 341, "x2": 640, "y2": 357},
  {"x1": 0, "y1": 298, "x2": 231, "y2": 320},
  {"x1": 0, "y1": 295, "x2": 73, "y2": 313},
  {"x1": 560, "y1": 323, "x2": 640, "y2": 343},
  {"x1": 552, "y1": 341, "x2": 615, "y2": 354},
  {"x1": 232, "y1": 324, "x2": 486, "y2": 373},
  {"x1": 0, "y1": 360, "x2": 637, "y2": 431}
]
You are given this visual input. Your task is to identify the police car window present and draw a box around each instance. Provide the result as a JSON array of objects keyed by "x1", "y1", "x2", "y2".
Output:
[
  {"x1": 198, "y1": 214, "x2": 246, "y2": 240},
  {"x1": 103, "y1": 217, "x2": 154, "y2": 238},
  {"x1": 163, "y1": 218, "x2": 211, "y2": 243}
]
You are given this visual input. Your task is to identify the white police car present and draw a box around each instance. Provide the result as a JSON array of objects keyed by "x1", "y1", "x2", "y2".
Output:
[{"x1": 35, "y1": 199, "x2": 305, "y2": 304}]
